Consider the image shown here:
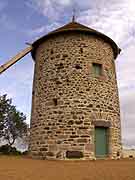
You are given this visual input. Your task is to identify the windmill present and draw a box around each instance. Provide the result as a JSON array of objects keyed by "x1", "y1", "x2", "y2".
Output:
[{"x1": 0, "y1": 19, "x2": 122, "y2": 160}]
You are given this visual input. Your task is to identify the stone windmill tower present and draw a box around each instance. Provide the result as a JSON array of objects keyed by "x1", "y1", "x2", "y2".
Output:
[
  {"x1": 0, "y1": 19, "x2": 121, "y2": 160},
  {"x1": 29, "y1": 19, "x2": 121, "y2": 160}
]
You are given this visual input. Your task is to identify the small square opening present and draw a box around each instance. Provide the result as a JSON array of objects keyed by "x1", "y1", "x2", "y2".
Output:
[
  {"x1": 92, "y1": 63, "x2": 102, "y2": 76},
  {"x1": 53, "y1": 98, "x2": 58, "y2": 106}
]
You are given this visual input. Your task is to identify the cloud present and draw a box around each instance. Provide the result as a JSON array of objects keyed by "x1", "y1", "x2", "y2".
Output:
[
  {"x1": 27, "y1": 25, "x2": 46, "y2": 37},
  {"x1": 77, "y1": 0, "x2": 135, "y2": 149},
  {"x1": 26, "y1": 0, "x2": 71, "y2": 20},
  {"x1": 26, "y1": 0, "x2": 135, "y2": 46},
  {"x1": 120, "y1": 89, "x2": 135, "y2": 144},
  {"x1": 0, "y1": 54, "x2": 34, "y2": 124},
  {"x1": 27, "y1": 22, "x2": 60, "y2": 37},
  {"x1": 77, "y1": 0, "x2": 135, "y2": 45},
  {"x1": 9, "y1": 0, "x2": 135, "y2": 145}
]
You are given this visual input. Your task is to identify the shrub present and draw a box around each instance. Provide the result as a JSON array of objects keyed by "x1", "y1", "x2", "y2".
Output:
[
  {"x1": 0, "y1": 144, "x2": 22, "y2": 155},
  {"x1": 22, "y1": 151, "x2": 28, "y2": 155}
]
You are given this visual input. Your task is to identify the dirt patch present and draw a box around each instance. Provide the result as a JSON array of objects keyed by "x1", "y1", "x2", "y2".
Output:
[{"x1": 0, "y1": 156, "x2": 135, "y2": 180}]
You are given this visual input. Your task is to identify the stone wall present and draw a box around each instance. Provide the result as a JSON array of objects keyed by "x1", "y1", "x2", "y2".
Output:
[{"x1": 29, "y1": 32, "x2": 121, "y2": 159}]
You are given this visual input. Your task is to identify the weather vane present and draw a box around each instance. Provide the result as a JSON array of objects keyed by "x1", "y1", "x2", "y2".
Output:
[{"x1": 72, "y1": 8, "x2": 76, "y2": 22}]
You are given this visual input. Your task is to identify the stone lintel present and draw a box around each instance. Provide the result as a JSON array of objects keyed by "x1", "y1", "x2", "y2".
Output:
[{"x1": 92, "y1": 120, "x2": 111, "y2": 127}]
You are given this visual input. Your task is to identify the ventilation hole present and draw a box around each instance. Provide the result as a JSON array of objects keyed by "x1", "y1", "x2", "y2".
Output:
[
  {"x1": 63, "y1": 54, "x2": 68, "y2": 58},
  {"x1": 66, "y1": 78, "x2": 70, "y2": 83},
  {"x1": 75, "y1": 64, "x2": 82, "y2": 69},
  {"x1": 51, "y1": 49, "x2": 54, "y2": 54},
  {"x1": 57, "y1": 63, "x2": 64, "y2": 70},
  {"x1": 59, "y1": 92, "x2": 63, "y2": 96},
  {"x1": 56, "y1": 80, "x2": 62, "y2": 85},
  {"x1": 53, "y1": 98, "x2": 58, "y2": 106},
  {"x1": 80, "y1": 48, "x2": 83, "y2": 53},
  {"x1": 88, "y1": 104, "x2": 93, "y2": 108}
]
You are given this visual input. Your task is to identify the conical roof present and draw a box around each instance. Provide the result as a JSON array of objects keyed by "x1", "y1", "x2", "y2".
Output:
[
  {"x1": 48, "y1": 21, "x2": 99, "y2": 34},
  {"x1": 32, "y1": 21, "x2": 121, "y2": 60}
]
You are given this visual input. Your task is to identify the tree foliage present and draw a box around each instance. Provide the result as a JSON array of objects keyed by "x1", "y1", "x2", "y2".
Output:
[{"x1": 0, "y1": 94, "x2": 28, "y2": 147}]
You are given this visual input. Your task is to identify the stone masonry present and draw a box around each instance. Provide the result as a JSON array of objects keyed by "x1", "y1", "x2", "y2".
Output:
[{"x1": 29, "y1": 23, "x2": 122, "y2": 160}]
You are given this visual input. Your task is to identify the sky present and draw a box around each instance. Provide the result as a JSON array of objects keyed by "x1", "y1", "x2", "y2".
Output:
[{"x1": 0, "y1": 0, "x2": 135, "y2": 149}]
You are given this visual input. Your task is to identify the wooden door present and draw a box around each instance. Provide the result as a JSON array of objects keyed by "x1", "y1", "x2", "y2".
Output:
[{"x1": 95, "y1": 127, "x2": 108, "y2": 157}]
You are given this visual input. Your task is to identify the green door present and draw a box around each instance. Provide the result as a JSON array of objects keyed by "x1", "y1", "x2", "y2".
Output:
[{"x1": 95, "y1": 127, "x2": 108, "y2": 157}]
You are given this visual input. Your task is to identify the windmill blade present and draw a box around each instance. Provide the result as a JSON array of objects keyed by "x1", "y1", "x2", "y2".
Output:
[{"x1": 0, "y1": 46, "x2": 32, "y2": 74}]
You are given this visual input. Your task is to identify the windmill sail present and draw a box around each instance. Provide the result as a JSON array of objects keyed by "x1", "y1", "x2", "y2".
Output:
[{"x1": 0, "y1": 46, "x2": 32, "y2": 74}]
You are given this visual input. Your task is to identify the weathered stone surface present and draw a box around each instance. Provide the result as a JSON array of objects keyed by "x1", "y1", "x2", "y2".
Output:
[
  {"x1": 46, "y1": 152, "x2": 54, "y2": 157},
  {"x1": 84, "y1": 144, "x2": 94, "y2": 152},
  {"x1": 49, "y1": 145, "x2": 58, "y2": 152},
  {"x1": 29, "y1": 31, "x2": 121, "y2": 160},
  {"x1": 77, "y1": 139, "x2": 88, "y2": 143},
  {"x1": 40, "y1": 147, "x2": 48, "y2": 151}
]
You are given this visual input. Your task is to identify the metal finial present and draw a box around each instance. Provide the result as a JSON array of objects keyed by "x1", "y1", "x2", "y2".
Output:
[{"x1": 72, "y1": 8, "x2": 76, "y2": 22}]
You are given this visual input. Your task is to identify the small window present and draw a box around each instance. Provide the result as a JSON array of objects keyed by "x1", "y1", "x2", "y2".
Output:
[
  {"x1": 92, "y1": 63, "x2": 102, "y2": 76},
  {"x1": 53, "y1": 98, "x2": 58, "y2": 106}
]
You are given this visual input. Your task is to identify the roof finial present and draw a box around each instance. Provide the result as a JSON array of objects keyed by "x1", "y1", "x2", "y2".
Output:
[{"x1": 72, "y1": 8, "x2": 76, "y2": 22}]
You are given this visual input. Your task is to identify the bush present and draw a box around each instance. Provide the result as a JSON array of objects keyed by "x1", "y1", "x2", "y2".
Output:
[
  {"x1": 0, "y1": 144, "x2": 10, "y2": 154},
  {"x1": 22, "y1": 151, "x2": 28, "y2": 155},
  {"x1": 0, "y1": 144, "x2": 22, "y2": 155}
]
